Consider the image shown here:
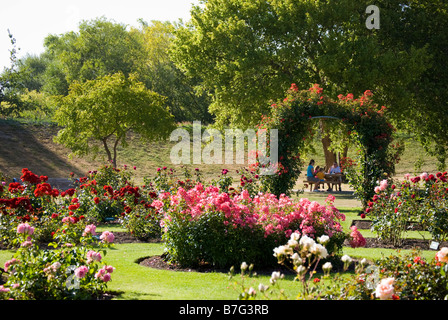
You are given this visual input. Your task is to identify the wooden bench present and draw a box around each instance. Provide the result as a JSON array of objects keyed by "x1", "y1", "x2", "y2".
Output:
[{"x1": 302, "y1": 173, "x2": 345, "y2": 192}]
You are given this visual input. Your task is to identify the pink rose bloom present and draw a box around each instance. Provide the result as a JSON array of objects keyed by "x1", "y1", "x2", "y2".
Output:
[
  {"x1": 420, "y1": 172, "x2": 428, "y2": 180},
  {"x1": 62, "y1": 216, "x2": 76, "y2": 224},
  {"x1": 349, "y1": 226, "x2": 366, "y2": 248},
  {"x1": 95, "y1": 265, "x2": 114, "y2": 282},
  {"x1": 100, "y1": 231, "x2": 115, "y2": 243},
  {"x1": 21, "y1": 240, "x2": 32, "y2": 247},
  {"x1": 436, "y1": 247, "x2": 448, "y2": 263},
  {"x1": 375, "y1": 277, "x2": 395, "y2": 300},
  {"x1": 4, "y1": 258, "x2": 19, "y2": 272},
  {"x1": 101, "y1": 273, "x2": 111, "y2": 282},
  {"x1": 86, "y1": 250, "x2": 102, "y2": 263},
  {"x1": 379, "y1": 179, "x2": 388, "y2": 191},
  {"x1": 241, "y1": 189, "x2": 250, "y2": 200},
  {"x1": 374, "y1": 186, "x2": 381, "y2": 193},
  {"x1": 74, "y1": 266, "x2": 89, "y2": 279},
  {"x1": 17, "y1": 223, "x2": 34, "y2": 235},
  {"x1": 105, "y1": 265, "x2": 115, "y2": 273},
  {"x1": 159, "y1": 192, "x2": 170, "y2": 200},
  {"x1": 83, "y1": 224, "x2": 97, "y2": 236},
  {"x1": 404, "y1": 173, "x2": 410, "y2": 180},
  {"x1": 0, "y1": 285, "x2": 10, "y2": 293},
  {"x1": 151, "y1": 200, "x2": 164, "y2": 210}
]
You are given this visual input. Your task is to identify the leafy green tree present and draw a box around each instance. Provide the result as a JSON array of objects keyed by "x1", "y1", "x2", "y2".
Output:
[
  {"x1": 131, "y1": 20, "x2": 212, "y2": 123},
  {"x1": 13, "y1": 18, "x2": 212, "y2": 123},
  {"x1": 55, "y1": 17, "x2": 143, "y2": 84},
  {"x1": 53, "y1": 72, "x2": 176, "y2": 167},
  {"x1": 0, "y1": 30, "x2": 29, "y2": 116},
  {"x1": 172, "y1": 0, "x2": 431, "y2": 127}
]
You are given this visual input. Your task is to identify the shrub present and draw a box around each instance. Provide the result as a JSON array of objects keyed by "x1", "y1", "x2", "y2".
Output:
[
  {"x1": 162, "y1": 185, "x2": 347, "y2": 268},
  {"x1": 364, "y1": 172, "x2": 448, "y2": 244},
  {"x1": 1, "y1": 223, "x2": 115, "y2": 300}
]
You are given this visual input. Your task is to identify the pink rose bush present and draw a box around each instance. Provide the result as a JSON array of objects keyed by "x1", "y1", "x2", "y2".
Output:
[
  {"x1": 162, "y1": 185, "x2": 346, "y2": 268},
  {"x1": 0, "y1": 192, "x2": 116, "y2": 300}
]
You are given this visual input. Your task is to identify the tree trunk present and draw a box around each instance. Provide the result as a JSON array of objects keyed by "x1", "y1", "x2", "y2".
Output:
[
  {"x1": 103, "y1": 138, "x2": 113, "y2": 166},
  {"x1": 112, "y1": 136, "x2": 121, "y2": 169},
  {"x1": 320, "y1": 120, "x2": 337, "y2": 170}
]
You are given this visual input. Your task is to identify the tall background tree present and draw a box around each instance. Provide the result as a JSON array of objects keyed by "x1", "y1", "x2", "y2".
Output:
[
  {"x1": 171, "y1": 0, "x2": 446, "y2": 168},
  {"x1": 7, "y1": 17, "x2": 212, "y2": 124}
]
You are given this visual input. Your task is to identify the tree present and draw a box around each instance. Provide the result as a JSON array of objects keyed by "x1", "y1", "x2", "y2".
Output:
[
  {"x1": 53, "y1": 72, "x2": 176, "y2": 167},
  {"x1": 0, "y1": 30, "x2": 29, "y2": 116},
  {"x1": 130, "y1": 20, "x2": 213, "y2": 123},
  {"x1": 13, "y1": 18, "x2": 212, "y2": 123}
]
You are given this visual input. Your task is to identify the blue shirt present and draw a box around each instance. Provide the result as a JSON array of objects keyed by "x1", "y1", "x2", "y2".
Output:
[
  {"x1": 307, "y1": 165, "x2": 314, "y2": 177},
  {"x1": 330, "y1": 166, "x2": 341, "y2": 174}
]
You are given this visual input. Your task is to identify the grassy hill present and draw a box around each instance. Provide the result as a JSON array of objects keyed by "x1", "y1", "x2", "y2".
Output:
[{"x1": 0, "y1": 119, "x2": 443, "y2": 189}]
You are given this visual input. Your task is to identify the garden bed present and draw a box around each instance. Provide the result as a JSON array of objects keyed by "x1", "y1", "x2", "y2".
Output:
[{"x1": 136, "y1": 236, "x2": 448, "y2": 274}]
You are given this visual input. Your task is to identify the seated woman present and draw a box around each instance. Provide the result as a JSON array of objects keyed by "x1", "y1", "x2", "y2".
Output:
[
  {"x1": 328, "y1": 162, "x2": 342, "y2": 191},
  {"x1": 306, "y1": 160, "x2": 321, "y2": 192}
]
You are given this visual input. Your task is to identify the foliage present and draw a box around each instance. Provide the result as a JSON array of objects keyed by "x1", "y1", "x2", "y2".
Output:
[
  {"x1": 231, "y1": 243, "x2": 448, "y2": 300},
  {"x1": 130, "y1": 20, "x2": 213, "y2": 123},
  {"x1": 0, "y1": 221, "x2": 115, "y2": 300},
  {"x1": 171, "y1": 0, "x2": 430, "y2": 130},
  {"x1": 371, "y1": 250, "x2": 448, "y2": 300},
  {"x1": 0, "y1": 30, "x2": 29, "y2": 117},
  {"x1": 162, "y1": 186, "x2": 347, "y2": 268},
  {"x1": 53, "y1": 72, "x2": 176, "y2": 167}
]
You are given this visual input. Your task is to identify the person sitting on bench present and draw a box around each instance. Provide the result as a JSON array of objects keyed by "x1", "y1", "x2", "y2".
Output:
[
  {"x1": 328, "y1": 162, "x2": 342, "y2": 191},
  {"x1": 316, "y1": 167, "x2": 332, "y2": 191}
]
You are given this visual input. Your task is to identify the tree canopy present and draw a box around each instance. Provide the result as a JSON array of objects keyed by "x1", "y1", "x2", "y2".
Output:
[{"x1": 171, "y1": 0, "x2": 447, "y2": 167}]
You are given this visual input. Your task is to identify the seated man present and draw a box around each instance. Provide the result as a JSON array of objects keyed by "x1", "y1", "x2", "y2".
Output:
[
  {"x1": 329, "y1": 162, "x2": 341, "y2": 174},
  {"x1": 328, "y1": 162, "x2": 342, "y2": 191}
]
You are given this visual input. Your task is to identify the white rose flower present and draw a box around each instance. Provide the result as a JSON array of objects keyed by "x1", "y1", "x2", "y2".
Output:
[
  {"x1": 322, "y1": 262, "x2": 332, "y2": 272},
  {"x1": 287, "y1": 239, "x2": 298, "y2": 248},
  {"x1": 290, "y1": 232, "x2": 301, "y2": 241},
  {"x1": 270, "y1": 271, "x2": 283, "y2": 284},
  {"x1": 299, "y1": 235, "x2": 315, "y2": 250},
  {"x1": 296, "y1": 265, "x2": 307, "y2": 275},
  {"x1": 310, "y1": 243, "x2": 328, "y2": 259},
  {"x1": 273, "y1": 245, "x2": 292, "y2": 257},
  {"x1": 258, "y1": 283, "x2": 269, "y2": 292},
  {"x1": 291, "y1": 253, "x2": 302, "y2": 265},
  {"x1": 341, "y1": 255, "x2": 352, "y2": 264}
]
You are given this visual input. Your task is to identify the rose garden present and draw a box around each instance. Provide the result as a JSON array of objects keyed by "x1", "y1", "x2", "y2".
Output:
[{"x1": 0, "y1": 84, "x2": 447, "y2": 301}]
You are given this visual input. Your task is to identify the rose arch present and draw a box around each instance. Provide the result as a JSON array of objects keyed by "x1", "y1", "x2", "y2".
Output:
[{"x1": 256, "y1": 84, "x2": 401, "y2": 208}]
